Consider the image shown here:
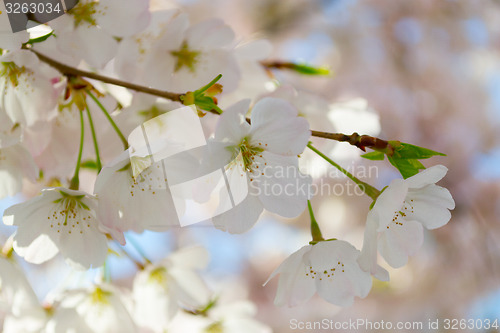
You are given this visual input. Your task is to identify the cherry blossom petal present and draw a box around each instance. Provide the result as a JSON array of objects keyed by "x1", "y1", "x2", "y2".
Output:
[
  {"x1": 305, "y1": 241, "x2": 372, "y2": 306},
  {"x1": 404, "y1": 165, "x2": 449, "y2": 189},
  {"x1": 254, "y1": 151, "x2": 311, "y2": 218},
  {"x1": 212, "y1": 188, "x2": 263, "y2": 234},
  {"x1": 378, "y1": 219, "x2": 424, "y2": 268},
  {"x1": 250, "y1": 98, "x2": 310, "y2": 156},
  {"x1": 358, "y1": 212, "x2": 390, "y2": 281},
  {"x1": 95, "y1": 0, "x2": 151, "y2": 38},
  {"x1": 58, "y1": 216, "x2": 108, "y2": 269},
  {"x1": 166, "y1": 246, "x2": 210, "y2": 270},
  {"x1": 187, "y1": 19, "x2": 235, "y2": 49},
  {"x1": 406, "y1": 185, "x2": 455, "y2": 229},
  {"x1": 56, "y1": 24, "x2": 118, "y2": 69},
  {"x1": 266, "y1": 245, "x2": 316, "y2": 307},
  {"x1": 169, "y1": 267, "x2": 212, "y2": 308},
  {"x1": 214, "y1": 99, "x2": 251, "y2": 142},
  {"x1": 373, "y1": 179, "x2": 408, "y2": 231}
]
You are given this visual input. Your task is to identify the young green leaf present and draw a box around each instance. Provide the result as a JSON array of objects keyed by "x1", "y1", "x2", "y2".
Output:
[
  {"x1": 391, "y1": 142, "x2": 446, "y2": 159},
  {"x1": 361, "y1": 151, "x2": 385, "y2": 160},
  {"x1": 290, "y1": 63, "x2": 330, "y2": 76},
  {"x1": 387, "y1": 156, "x2": 425, "y2": 179}
]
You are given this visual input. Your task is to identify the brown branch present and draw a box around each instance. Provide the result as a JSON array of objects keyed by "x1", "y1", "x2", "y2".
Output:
[
  {"x1": 311, "y1": 130, "x2": 393, "y2": 153},
  {"x1": 30, "y1": 49, "x2": 390, "y2": 152},
  {"x1": 29, "y1": 48, "x2": 183, "y2": 102}
]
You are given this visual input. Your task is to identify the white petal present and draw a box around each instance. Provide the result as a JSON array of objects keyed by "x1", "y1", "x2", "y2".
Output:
[
  {"x1": 406, "y1": 185, "x2": 454, "y2": 230},
  {"x1": 133, "y1": 270, "x2": 178, "y2": 328},
  {"x1": 166, "y1": 246, "x2": 210, "y2": 270},
  {"x1": 378, "y1": 219, "x2": 424, "y2": 268},
  {"x1": 56, "y1": 25, "x2": 118, "y2": 68},
  {"x1": 265, "y1": 245, "x2": 316, "y2": 307},
  {"x1": 373, "y1": 179, "x2": 408, "y2": 231},
  {"x1": 404, "y1": 165, "x2": 448, "y2": 189},
  {"x1": 96, "y1": 0, "x2": 151, "y2": 37},
  {"x1": 186, "y1": 19, "x2": 235, "y2": 49},
  {"x1": 212, "y1": 189, "x2": 263, "y2": 234},
  {"x1": 14, "y1": 233, "x2": 59, "y2": 264},
  {"x1": 358, "y1": 212, "x2": 390, "y2": 281},
  {"x1": 305, "y1": 241, "x2": 372, "y2": 306},
  {"x1": 169, "y1": 268, "x2": 212, "y2": 308},
  {"x1": 214, "y1": 99, "x2": 251, "y2": 143},
  {"x1": 254, "y1": 152, "x2": 311, "y2": 218},
  {"x1": 58, "y1": 220, "x2": 108, "y2": 270},
  {"x1": 250, "y1": 98, "x2": 310, "y2": 156}
]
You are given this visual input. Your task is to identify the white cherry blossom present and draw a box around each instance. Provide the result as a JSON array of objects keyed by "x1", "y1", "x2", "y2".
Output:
[
  {"x1": 115, "y1": 11, "x2": 240, "y2": 93},
  {"x1": 207, "y1": 98, "x2": 311, "y2": 233},
  {"x1": 132, "y1": 246, "x2": 212, "y2": 331},
  {"x1": 358, "y1": 165, "x2": 455, "y2": 276},
  {"x1": 48, "y1": 0, "x2": 151, "y2": 68},
  {"x1": 0, "y1": 143, "x2": 38, "y2": 199},
  {"x1": 0, "y1": 50, "x2": 60, "y2": 128},
  {"x1": 0, "y1": 257, "x2": 47, "y2": 333},
  {"x1": 265, "y1": 240, "x2": 372, "y2": 307},
  {"x1": 2, "y1": 187, "x2": 108, "y2": 269},
  {"x1": 94, "y1": 151, "x2": 180, "y2": 245},
  {"x1": 204, "y1": 301, "x2": 273, "y2": 333},
  {"x1": 49, "y1": 284, "x2": 136, "y2": 333}
]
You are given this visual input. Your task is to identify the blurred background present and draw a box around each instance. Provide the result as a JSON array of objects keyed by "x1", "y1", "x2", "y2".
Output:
[{"x1": 2, "y1": 0, "x2": 500, "y2": 331}]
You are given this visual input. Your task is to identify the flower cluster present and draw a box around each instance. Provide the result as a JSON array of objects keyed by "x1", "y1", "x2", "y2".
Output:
[
  {"x1": 0, "y1": 0, "x2": 456, "y2": 331},
  {"x1": 0, "y1": 246, "x2": 271, "y2": 333}
]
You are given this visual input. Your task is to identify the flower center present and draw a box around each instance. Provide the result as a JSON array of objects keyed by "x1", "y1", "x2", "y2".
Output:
[
  {"x1": 68, "y1": 1, "x2": 99, "y2": 27},
  {"x1": 90, "y1": 287, "x2": 111, "y2": 305},
  {"x1": 233, "y1": 137, "x2": 264, "y2": 174},
  {"x1": 205, "y1": 321, "x2": 224, "y2": 333},
  {"x1": 387, "y1": 199, "x2": 415, "y2": 229},
  {"x1": 128, "y1": 163, "x2": 168, "y2": 197},
  {"x1": 149, "y1": 267, "x2": 167, "y2": 285},
  {"x1": 305, "y1": 261, "x2": 345, "y2": 281},
  {"x1": 49, "y1": 192, "x2": 93, "y2": 235},
  {"x1": 170, "y1": 41, "x2": 201, "y2": 73},
  {"x1": 1, "y1": 62, "x2": 27, "y2": 87}
]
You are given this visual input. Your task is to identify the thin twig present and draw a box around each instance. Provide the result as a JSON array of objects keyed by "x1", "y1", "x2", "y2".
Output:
[
  {"x1": 30, "y1": 48, "x2": 390, "y2": 151},
  {"x1": 29, "y1": 48, "x2": 183, "y2": 102}
]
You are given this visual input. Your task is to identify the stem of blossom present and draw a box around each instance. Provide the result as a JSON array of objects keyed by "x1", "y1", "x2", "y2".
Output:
[
  {"x1": 126, "y1": 235, "x2": 152, "y2": 265},
  {"x1": 114, "y1": 242, "x2": 146, "y2": 270},
  {"x1": 308, "y1": 200, "x2": 324, "y2": 243},
  {"x1": 69, "y1": 109, "x2": 85, "y2": 191},
  {"x1": 102, "y1": 260, "x2": 111, "y2": 282},
  {"x1": 86, "y1": 90, "x2": 129, "y2": 150},
  {"x1": 195, "y1": 74, "x2": 222, "y2": 95},
  {"x1": 307, "y1": 143, "x2": 381, "y2": 201},
  {"x1": 85, "y1": 105, "x2": 102, "y2": 172}
]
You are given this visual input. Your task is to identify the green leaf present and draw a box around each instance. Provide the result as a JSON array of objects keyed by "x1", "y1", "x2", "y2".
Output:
[
  {"x1": 291, "y1": 63, "x2": 330, "y2": 76},
  {"x1": 24, "y1": 31, "x2": 54, "y2": 45},
  {"x1": 361, "y1": 151, "x2": 385, "y2": 160},
  {"x1": 387, "y1": 156, "x2": 425, "y2": 179},
  {"x1": 391, "y1": 142, "x2": 446, "y2": 159}
]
